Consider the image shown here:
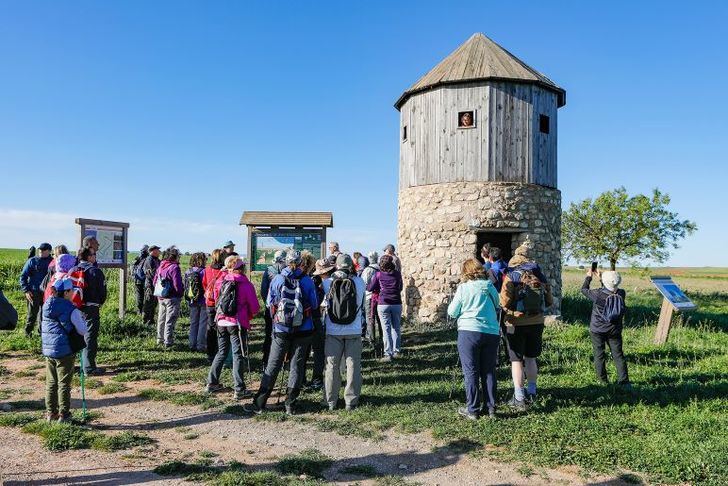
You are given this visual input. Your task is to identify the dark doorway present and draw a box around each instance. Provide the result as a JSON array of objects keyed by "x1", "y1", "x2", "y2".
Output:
[{"x1": 476, "y1": 232, "x2": 515, "y2": 265}]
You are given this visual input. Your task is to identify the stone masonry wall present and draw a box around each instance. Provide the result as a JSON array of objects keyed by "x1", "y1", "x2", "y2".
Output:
[{"x1": 397, "y1": 182, "x2": 562, "y2": 322}]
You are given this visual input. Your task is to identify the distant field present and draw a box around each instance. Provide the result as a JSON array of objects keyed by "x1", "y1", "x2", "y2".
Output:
[{"x1": 2, "y1": 248, "x2": 727, "y2": 484}]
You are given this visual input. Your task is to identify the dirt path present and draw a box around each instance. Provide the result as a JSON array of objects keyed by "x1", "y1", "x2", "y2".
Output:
[{"x1": 1, "y1": 355, "x2": 628, "y2": 485}]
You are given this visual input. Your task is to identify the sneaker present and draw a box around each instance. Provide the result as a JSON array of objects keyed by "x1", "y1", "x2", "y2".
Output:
[
  {"x1": 234, "y1": 390, "x2": 253, "y2": 400},
  {"x1": 345, "y1": 404, "x2": 357, "y2": 411},
  {"x1": 284, "y1": 403, "x2": 295, "y2": 416},
  {"x1": 379, "y1": 356, "x2": 392, "y2": 363},
  {"x1": 242, "y1": 403, "x2": 263, "y2": 415},
  {"x1": 393, "y1": 352, "x2": 401, "y2": 359},
  {"x1": 45, "y1": 412, "x2": 59, "y2": 422},
  {"x1": 57, "y1": 412, "x2": 72, "y2": 423},
  {"x1": 486, "y1": 408, "x2": 496, "y2": 419},
  {"x1": 327, "y1": 403, "x2": 336, "y2": 412},
  {"x1": 507, "y1": 396, "x2": 528, "y2": 412},
  {"x1": 86, "y1": 368, "x2": 106, "y2": 376},
  {"x1": 205, "y1": 383, "x2": 224, "y2": 394},
  {"x1": 457, "y1": 407, "x2": 478, "y2": 421}
]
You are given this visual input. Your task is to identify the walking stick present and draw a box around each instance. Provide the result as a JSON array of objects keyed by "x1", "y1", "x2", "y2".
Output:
[
  {"x1": 238, "y1": 325, "x2": 251, "y2": 386},
  {"x1": 78, "y1": 353, "x2": 87, "y2": 421}
]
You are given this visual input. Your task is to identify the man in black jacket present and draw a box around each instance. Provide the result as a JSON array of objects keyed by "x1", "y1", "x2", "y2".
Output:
[
  {"x1": 581, "y1": 269, "x2": 630, "y2": 386},
  {"x1": 20, "y1": 243, "x2": 53, "y2": 337},
  {"x1": 72, "y1": 247, "x2": 107, "y2": 375},
  {"x1": 142, "y1": 246, "x2": 161, "y2": 325},
  {"x1": 131, "y1": 245, "x2": 149, "y2": 314}
]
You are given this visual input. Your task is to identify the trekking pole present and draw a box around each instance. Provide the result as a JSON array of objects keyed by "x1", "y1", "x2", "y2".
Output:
[
  {"x1": 238, "y1": 325, "x2": 251, "y2": 389},
  {"x1": 78, "y1": 353, "x2": 87, "y2": 422},
  {"x1": 276, "y1": 354, "x2": 289, "y2": 405}
]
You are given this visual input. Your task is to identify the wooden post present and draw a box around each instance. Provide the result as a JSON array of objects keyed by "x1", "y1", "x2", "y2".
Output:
[
  {"x1": 118, "y1": 268, "x2": 127, "y2": 320},
  {"x1": 653, "y1": 298, "x2": 675, "y2": 345}
]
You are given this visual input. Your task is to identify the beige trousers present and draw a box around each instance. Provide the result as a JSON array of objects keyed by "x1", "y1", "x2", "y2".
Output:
[{"x1": 324, "y1": 334, "x2": 362, "y2": 407}]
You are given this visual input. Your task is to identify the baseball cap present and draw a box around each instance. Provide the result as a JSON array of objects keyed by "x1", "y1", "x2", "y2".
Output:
[
  {"x1": 52, "y1": 277, "x2": 73, "y2": 292},
  {"x1": 286, "y1": 249, "x2": 302, "y2": 265},
  {"x1": 149, "y1": 245, "x2": 160, "y2": 251},
  {"x1": 223, "y1": 240, "x2": 235, "y2": 248},
  {"x1": 336, "y1": 254, "x2": 354, "y2": 271},
  {"x1": 38, "y1": 243, "x2": 52, "y2": 251}
]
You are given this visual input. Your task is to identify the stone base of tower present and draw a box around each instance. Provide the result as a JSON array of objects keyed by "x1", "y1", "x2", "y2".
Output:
[{"x1": 397, "y1": 182, "x2": 562, "y2": 323}]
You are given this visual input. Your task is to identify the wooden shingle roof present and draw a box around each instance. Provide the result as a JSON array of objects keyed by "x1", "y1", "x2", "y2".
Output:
[
  {"x1": 395, "y1": 33, "x2": 565, "y2": 109},
  {"x1": 240, "y1": 211, "x2": 333, "y2": 228}
]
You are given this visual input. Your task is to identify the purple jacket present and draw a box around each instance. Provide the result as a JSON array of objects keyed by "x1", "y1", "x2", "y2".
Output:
[
  {"x1": 154, "y1": 260, "x2": 184, "y2": 299},
  {"x1": 366, "y1": 270, "x2": 403, "y2": 305}
]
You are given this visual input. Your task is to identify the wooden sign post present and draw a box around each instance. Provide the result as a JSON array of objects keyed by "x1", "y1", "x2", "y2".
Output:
[
  {"x1": 650, "y1": 276, "x2": 696, "y2": 345},
  {"x1": 75, "y1": 218, "x2": 130, "y2": 320}
]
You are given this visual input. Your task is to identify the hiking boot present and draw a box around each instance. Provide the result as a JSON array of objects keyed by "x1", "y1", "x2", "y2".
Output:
[
  {"x1": 234, "y1": 389, "x2": 253, "y2": 400},
  {"x1": 57, "y1": 412, "x2": 72, "y2": 423},
  {"x1": 379, "y1": 356, "x2": 392, "y2": 363},
  {"x1": 507, "y1": 396, "x2": 528, "y2": 412},
  {"x1": 205, "y1": 383, "x2": 224, "y2": 394},
  {"x1": 486, "y1": 408, "x2": 496, "y2": 419},
  {"x1": 86, "y1": 367, "x2": 105, "y2": 376},
  {"x1": 284, "y1": 403, "x2": 295, "y2": 416},
  {"x1": 326, "y1": 402, "x2": 336, "y2": 412},
  {"x1": 45, "y1": 412, "x2": 59, "y2": 422},
  {"x1": 242, "y1": 403, "x2": 263, "y2": 415},
  {"x1": 25, "y1": 329, "x2": 33, "y2": 339},
  {"x1": 393, "y1": 352, "x2": 401, "y2": 359},
  {"x1": 457, "y1": 407, "x2": 478, "y2": 421}
]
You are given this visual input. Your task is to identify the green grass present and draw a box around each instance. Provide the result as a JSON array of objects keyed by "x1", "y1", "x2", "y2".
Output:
[
  {"x1": 92, "y1": 431, "x2": 155, "y2": 451},
  {"x1": 1, "y1": 249, "x2": 726, "y2": 484},
  {"x1": 21, "y1": 420, "x2": 101, "y2": 451},
  {"x1": 0, "y1": 411, "x2": 41, "y2": 427},
  {"x1": 96, "y1": 382, "x2": 129, "y2": 395},
  {"x1": 275, "y1": 448, "x2": 333, "y2": 478}
]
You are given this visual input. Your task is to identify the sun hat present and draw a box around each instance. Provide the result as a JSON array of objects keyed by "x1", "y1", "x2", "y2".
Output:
[
  {"x1": 56, "y1": 254, "x2": 77, "y2": 273},
  {"x1": 313, "y1": 258, "x2": 336, "y2": 276},
  {"x1": 336, "y1": 254, "x2": 354, "y2": 271},
  {"x1": 286, "y1": 249, "x2": 302, "y2": 265},
  {"x1": 273, "y1": 250, "x2": 287, "y2": 264},
  {"x1": 52, "y1": 277, "x2": 73, "y2": 292},
  {"x1": 38, "y1": 243, "x2": 52, "y2": 251},
  {"x1": 601, "y1": 271, "x2": 622, "y2": 291}
]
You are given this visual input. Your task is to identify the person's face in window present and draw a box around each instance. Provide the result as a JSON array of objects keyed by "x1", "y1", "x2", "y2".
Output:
[{"x1": 460, "y1": 112, "x2": 473, "y2": 127}]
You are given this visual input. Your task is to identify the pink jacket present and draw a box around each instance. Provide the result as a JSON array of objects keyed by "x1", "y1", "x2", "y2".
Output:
[{"x1": 212, "y1": 272, "x2": 260, "y2": 329}]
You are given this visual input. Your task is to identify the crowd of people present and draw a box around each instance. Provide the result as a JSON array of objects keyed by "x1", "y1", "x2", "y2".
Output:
[{"x1": 15, "y1": 236, "x2": 629, "y2": 423}]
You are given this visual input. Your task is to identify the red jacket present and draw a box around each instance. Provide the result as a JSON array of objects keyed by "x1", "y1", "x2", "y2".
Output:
[{"x1": 202, "y1": 265, "x2": 224, "y2": 307}]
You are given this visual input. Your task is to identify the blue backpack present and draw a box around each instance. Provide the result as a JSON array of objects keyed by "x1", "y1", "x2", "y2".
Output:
[{"x1": 602, "y1": 289, "x2": 626, "y2": 324}]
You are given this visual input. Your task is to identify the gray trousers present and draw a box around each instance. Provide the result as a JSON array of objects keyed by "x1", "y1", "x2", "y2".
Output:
[
  {"x1": 255, "y1": 332, "x2": 312, "y2": 408},
  {"x1": 188, "y1": 305, "x2": 208, "y2": 351},
  {"x1": 324, "y1": 334, "x2": 362, "y2": 408},
  {"x1": 378, "y1": 304, "x2": 402, "y2": 358},
  {"x1": 207, "y1": 326, "x2": 246, "y2": 392},
  {"x1": 157, "y1": 298, "x2": 181, "y2": 346}
]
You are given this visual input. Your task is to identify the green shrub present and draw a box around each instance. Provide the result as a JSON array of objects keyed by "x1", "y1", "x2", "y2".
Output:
[{"x1": 275, "y1": 448, "x2": 333, "y2": 478}]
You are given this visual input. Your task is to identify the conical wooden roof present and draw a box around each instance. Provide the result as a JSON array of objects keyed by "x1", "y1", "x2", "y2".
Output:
[{"x1": 395, "y1": 33, "x2": 565, "y2": 109}]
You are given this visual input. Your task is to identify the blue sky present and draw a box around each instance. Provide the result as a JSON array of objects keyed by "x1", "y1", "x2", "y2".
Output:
[{"x1": 1, "y1": 1, "x2": 726, "y2": 265}]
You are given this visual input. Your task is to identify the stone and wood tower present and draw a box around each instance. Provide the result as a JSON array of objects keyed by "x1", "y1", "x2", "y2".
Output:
[{"x1": 395, "y1": 33, "x2": 566, "y2": 321}]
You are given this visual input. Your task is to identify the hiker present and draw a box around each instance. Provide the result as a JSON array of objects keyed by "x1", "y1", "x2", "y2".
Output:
[
  {"x1": 80, "y1": 236, "x2": 100, "y2": 265},
  {"x1": 582, "y1": 269, "x2": 630, "y2": 387},
  {"x1": 0, "y1": 289, "x2": 19, "y2": 331},
  {"x1": 306, "y1": 257, "x2": 336, "y2": 391},
  {"x1": 206, "y1": 256, "x2": 259, "y2": 399},
  {"x1": 27, "y1": 246, "x2": 36, "y2": 260},
  {"x1": 46, "y1": 244, "x2": 70, "y2": 276},
  {"x1": 20, "y1": 242, "x2": 53, "y2": 337},
  {"x1": 141, "y1": 245, "x2": 161, "y2": 325},
  {"x1": 487, "y1": 247, "x2": 508, "y2": 292},
  {"x1": 153, "y1": 246, "x2": 184, "y2": 348},
  {"x1": 328, "y1": 241, "x2": 341, "y2": 258},
  {"x1": 41, "y1": 277, "x2": 87, "y2": 423},
  {"x1": 131, "y1": 245, "x2": 150, "y2": 314},
  {"x1": 322, "y1": 254, "x2": 366, "y2": 411},
  {"x1": 361, "y1": 251, "x2": 380, "y2": 346},
  {"x1": 222, "y1": 240, "x2": 238, "y2": 257},
  {"x1": 367, "y1": 254, "x2": 403, "y2": 362},
  {"x1": 245, "y1": 250, "x2": 318, "y2": 416},
  {"x1": 202, "y1": 249, "x2": 226, "y2": 363},
  {"x1": 382, "y1": 244, "x2": 401, "y2": 272},
  {"x1": 70, "y1": 247, "x2": 107, "y2": 375},
  {"x1": 448, "y1": 258, "x2": 501, "y2": 420},
  {"x1": 185, "y1": 252, "x2": 208, "y2": 352},
  {"x1": 480, "y1": 244, "x2": 491, "y2": 271},
  {"x1": 260, "y1": 249, "x2": 287, "y2": 371},
  {"x1": 43, "y1": 254, "x2": 78, "y2": 302},
  {"x1": 499, "y1": 242, "x2": 552, "y2": 410}
]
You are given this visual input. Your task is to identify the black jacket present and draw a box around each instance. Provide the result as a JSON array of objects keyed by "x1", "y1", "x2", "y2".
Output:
[
  {"x1": 581, "y1": 276, "x2": 626, "y2": 333},
  {"x1": 73, "y1": 261, "x2": 107, "y2": 306},
  {"x1": 143, "y1": 255, "x2": 160, "y2": 289}
]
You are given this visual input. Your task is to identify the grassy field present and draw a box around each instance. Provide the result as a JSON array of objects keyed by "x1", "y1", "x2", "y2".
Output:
[{"x1": 1, "y1": 250, "x2": 727, "y2": 484}]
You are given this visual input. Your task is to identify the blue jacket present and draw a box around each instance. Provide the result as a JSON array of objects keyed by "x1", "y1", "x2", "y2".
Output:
[
  {"x1": 267, "y1": 267, "x2": 318, "y2": 334},
  {"x1": 20, "y1": 256, "x2": 52, "y2": 292},
  {"x1": 41, "y1": 297, "x2": 77, "y2": 359},
  {"x1": 447, "y1": 278, "x2": 501, "y2": 336},
  {"x1": 489, "y1": 259, "x2": 508, "y2": 292}
]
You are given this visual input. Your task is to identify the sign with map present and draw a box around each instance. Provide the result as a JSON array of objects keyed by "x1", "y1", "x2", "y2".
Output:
[
  {"x1": 650, "y1": 276, "x2": 697, "y2": 311},
  {"x1": 76, "y1": 218, "x2": 129, "y2": 268},
  {"x1": 251, "y1": 230, "x2": 322, "y2": 271}
]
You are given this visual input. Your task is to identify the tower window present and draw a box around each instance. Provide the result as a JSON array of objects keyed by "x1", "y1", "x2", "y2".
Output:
[
  {"x1": 402, "y1": 125, "x2": 408, "y2": 142},
  {"x1": 539, "y1": 114, "x2": 550, "y2": 134},
  {"x1": 458, "y1": 111, "x2": 475, "y2": 128}
]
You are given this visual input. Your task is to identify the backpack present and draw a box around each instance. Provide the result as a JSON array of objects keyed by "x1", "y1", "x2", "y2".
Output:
[
  {"x1": 40, "y1": 270, "x2": 52, "y2": 292},
  {"x1": 273, "y1": 277, "x2": 305, "y2": 328},
  {"x1": 153, "y1": 274, "x2": 172, "y2": 298},
  {"x1": 185, "y1": 270, "x2": 203, "y2": 302},
  {"x1": 326, "y1": 275, "x2": 360, "y2": 325},
  {"x1": 216, "y1": 279, "x2": 238, "y2": 317},
  {"x1": 602, "y1": 289, "x2": 626, "y2": 324},
  {"x1": 66, "y1": 268, "x2": 87, "y2": 308},
  {"x1": 509, "y1": 267, "x2": 544, "y2": 316},
  {"x1": 133, "y1": 258, "x2": 146, "y2": 282},
  {"x1": 0, "y1": 290, "x2": 18, "y2": 331}
]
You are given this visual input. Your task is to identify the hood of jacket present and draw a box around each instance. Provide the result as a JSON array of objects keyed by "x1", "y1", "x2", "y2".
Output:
[
  {"x1": 281, "y1": 267, "x2": 304, "y2": 279},
  {"x1": 159, "y1": 260, "x2": 179, "y2": 274}
]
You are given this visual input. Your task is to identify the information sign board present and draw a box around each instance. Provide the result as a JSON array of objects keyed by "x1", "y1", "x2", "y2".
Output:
[
  {"x1": 650, "y1": 276, "x2": 697, "y2": 311},
  {"x1": 251, "y1": 230, "x2": 323, "y2": 271}
]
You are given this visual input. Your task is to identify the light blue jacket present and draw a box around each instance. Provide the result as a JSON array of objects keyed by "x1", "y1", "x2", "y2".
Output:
[{"x1": 447, "y1": 279, "x2": 500, "y2": 335}]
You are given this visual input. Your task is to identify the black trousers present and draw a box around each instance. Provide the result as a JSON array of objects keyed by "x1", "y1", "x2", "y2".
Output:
[
  {"x1": 25, "y1": 290, "x2": 43, "y2": 334},
  {"x1": 134, "y1": 281, "x2": 145, "y2": 314},
  {"x1": 205, "y1": 306, "x2": 219, "y2": 363},
  {"x1": 303, "y1": 316, "x2": 325, "y2": 384},
  {"x1": 142, "y1": 286, "x2": 157, "y2": 325},
  {"x1": 590, "y1": 329, "x2": 629, "y2": 384},
  {"x1": 255, "y1": 332, "x2": 312, "y2": 408},
  {"x1": 81, "y1": 305, "x2": 101, "y2": 372},
  {"x1": 261, "y1": 307, "x2": 273, "y2": 371}
]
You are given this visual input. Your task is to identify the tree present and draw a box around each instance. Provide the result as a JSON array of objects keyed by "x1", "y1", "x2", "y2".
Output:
[{"x1": 562, "y1": 188, "x2": 697, "y2": 270}]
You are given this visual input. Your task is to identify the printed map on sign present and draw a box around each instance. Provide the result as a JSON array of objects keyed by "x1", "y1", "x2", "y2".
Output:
[
  {"x1": 84, "y1": 225, "x2": 125, "y2": 265},
  {"x1": 251, "y1": 231, "x2": 322, "y2": 271}
]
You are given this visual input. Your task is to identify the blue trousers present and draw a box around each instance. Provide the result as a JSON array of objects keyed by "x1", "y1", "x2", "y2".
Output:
[{"x1": 457, "y1": 330, "x2": 500, "y2": 414}]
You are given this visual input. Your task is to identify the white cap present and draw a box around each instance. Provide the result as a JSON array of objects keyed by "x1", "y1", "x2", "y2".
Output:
[{"x1": 602, "y1": 271, "x2": 621, "y2": 291}]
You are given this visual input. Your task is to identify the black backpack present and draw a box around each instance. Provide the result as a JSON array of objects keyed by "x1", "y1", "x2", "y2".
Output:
[
  {"x1": 216, "y1": 279, "x2": 238, "y2": 317},
  {"x1": 326, "y1": 276, "x2": 360, "y2": 325},
  {"x1": 0, "y1": 290, "x2": 18, "y2": 331},
  {"x1": 602, "y1": 289, "x2": 626, "y2": 324},
  {"x1": 185, "y1": 270, "x2": 203, "y2": 302}
]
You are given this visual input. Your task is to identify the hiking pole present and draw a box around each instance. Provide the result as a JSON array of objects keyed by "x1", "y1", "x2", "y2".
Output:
[
  {"x1": 276, "y1": 353, "x2": 289, "y2": 405},
  {"x1": 238, "y1": 325, "x2": 251, "y2": 388},
  {"x1": 78, "y1": 353, "x2": 87, "y2": 422}
]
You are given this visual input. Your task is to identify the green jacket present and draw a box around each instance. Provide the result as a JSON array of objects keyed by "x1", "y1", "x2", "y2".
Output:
[{"x1": 447, "y1": 279, "x2": 500, "y2": 335}]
